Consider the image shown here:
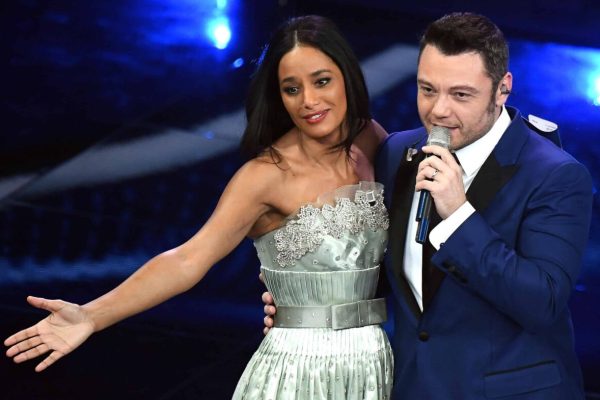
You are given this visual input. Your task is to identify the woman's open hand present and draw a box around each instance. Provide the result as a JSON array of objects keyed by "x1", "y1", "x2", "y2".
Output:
[{"x1": 4, "y1": 296, "x2": 95, "y2": 372}]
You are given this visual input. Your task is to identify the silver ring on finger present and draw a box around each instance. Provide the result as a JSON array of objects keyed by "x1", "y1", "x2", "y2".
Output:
[{"x1": 431, "y1": 169, "x2": 438, "y2": 179}]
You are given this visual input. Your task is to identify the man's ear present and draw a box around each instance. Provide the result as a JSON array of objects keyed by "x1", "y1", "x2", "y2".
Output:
[{"x1": 496, "y1": 72, "x2": 513, "y2": 106}]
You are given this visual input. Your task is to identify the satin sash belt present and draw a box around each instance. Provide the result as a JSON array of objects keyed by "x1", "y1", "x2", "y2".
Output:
[{"x1": 273, "y1": 298, "x2": 387, "y2": 330}]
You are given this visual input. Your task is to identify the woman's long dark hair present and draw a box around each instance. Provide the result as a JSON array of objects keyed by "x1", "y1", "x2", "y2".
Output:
[{"x1": 240, "y1": 15, "x2": 371, "y2": 161}]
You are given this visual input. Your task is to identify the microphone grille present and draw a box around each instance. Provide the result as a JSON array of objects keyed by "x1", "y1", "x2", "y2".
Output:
[{"x1": 428, "y1": 126, "x2": 450, "y2": 149}]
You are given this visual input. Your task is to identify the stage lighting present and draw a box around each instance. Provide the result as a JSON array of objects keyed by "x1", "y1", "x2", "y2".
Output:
[
  {"x1": 593, "y1": 76, "x2": 600, "y2": 106},
  {"x1": 207, "y1": 17, "x2": 231, "y2": 50},
  {"x1": 232, "y1": 58, "x2": 244, "y2": 68}
]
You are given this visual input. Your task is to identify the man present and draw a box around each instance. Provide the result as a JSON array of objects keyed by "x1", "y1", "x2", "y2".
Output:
[
  {"x1": 265, "y1": 12, "x2": 593, "y2": 399},
  {"x1": 376, "y1": 12, "x2": 592, "y2": 399}
]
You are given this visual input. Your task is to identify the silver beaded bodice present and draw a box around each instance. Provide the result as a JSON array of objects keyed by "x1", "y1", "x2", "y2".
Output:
[
  {"x1": 254, "y1": 181, "x2": 388, "y2": 271},
  {"x1": 254, "y1": 182, "x2": 388, "y2": 307}
]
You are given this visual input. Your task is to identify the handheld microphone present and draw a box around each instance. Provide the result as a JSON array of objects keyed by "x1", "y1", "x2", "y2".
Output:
[{"x1": 415, "y1": 126, "x2": 450, "y2": 244}]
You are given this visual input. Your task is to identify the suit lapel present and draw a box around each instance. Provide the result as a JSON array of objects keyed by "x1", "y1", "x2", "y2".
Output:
[
  {"x1": 465, "y1": 106, "x2": 528, "y2": 212},
  {"x1": 466, "y1": 151, "x2": 519, "y2": 212},
  {"x1": 389, "y1": 147, "x2": 424, "y2": 319}
]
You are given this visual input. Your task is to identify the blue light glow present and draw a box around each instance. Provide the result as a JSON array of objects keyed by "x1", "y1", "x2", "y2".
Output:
[
  {"x1": 593, "y1": 76, "x2": 600, "y2": 106},
  {"x1": 568, "y1": 47, "x2": 600, "y2": 107},
  {"x1": 216, "y1": 0, "x2": 227, "y2": 10},
  {"x1": 510, "y1": 42, "x2": 600, "y2": 114},
  {"x1": 232, "y1": 57, "x2": 244, "y2": 68},
  {"x1": 203, "y1": 130, "x2": 215, "y2": 139},
  {"x1": 207, "y1": 17, "x2": 231, "y2": 49}
]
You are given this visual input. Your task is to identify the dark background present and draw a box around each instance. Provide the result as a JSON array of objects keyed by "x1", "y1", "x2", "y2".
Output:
[{"x1": 2, "y1": 0, "x2": 599, "y2": 399}]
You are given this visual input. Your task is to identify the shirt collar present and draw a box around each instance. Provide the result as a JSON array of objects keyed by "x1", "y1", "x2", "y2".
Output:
[{"x1": 454, "y1": 106, "x2": 511, "y2": 177}]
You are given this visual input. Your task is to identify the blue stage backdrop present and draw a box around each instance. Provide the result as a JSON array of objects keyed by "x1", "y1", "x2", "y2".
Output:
[{"x1": 2, "y1": 1, "x2": 599, "y2": 399}]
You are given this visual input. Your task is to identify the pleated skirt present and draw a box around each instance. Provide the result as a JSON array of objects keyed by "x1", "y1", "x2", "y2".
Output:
[{"x1": 232, "y1": 325, "x2": 393, "y2": 400}]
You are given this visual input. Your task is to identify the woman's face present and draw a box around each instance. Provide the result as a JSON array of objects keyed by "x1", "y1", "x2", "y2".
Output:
[{"x1": 277, "y1": 45, "x2": 347, "y2": 142}]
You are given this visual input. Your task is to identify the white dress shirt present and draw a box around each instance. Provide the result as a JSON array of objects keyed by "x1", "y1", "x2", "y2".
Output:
[{"x1": 403, "y1": 107, "x2": 511, "y2": 311}]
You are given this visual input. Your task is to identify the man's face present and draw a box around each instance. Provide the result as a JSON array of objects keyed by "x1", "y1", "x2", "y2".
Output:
[{"x1": 416, "y1": 45, "x2": 510, "y2": 150}]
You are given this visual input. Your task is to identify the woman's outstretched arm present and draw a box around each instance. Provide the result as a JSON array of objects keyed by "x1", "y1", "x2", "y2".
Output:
[{"x1": 4, "y1": 160, "x2": 276, "y2": 371}]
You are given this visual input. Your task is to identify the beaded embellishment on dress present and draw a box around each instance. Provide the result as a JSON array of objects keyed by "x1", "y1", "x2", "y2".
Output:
[{"x1": 273, "y1": 182, "x2": 388, "y2": 268}]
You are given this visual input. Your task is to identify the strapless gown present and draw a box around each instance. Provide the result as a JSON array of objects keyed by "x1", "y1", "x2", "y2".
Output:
[{"x1": 232, "y1": 182, "x2": 393, "y2": 400}]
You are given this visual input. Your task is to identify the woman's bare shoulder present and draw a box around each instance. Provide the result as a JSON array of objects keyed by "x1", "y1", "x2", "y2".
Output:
[
  {"x1": 230, "y1": 153, "x2": 288, "y2": 198},
  {"x1": 236, "y1": 154, "x2": 294, "y2": 238}
]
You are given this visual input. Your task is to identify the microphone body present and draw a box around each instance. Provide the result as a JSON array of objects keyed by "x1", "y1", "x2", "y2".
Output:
[{"x1": 415, "y1": 127, "x2": 450, "y2": 244}]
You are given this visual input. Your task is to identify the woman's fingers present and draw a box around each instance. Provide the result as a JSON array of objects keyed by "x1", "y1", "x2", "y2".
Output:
[
  {"x1": 35, "y1": 351, "x2": 65, "y2": 373},
  {"x1": 6, "y1": 335, "x2": 43, "y2": 357},
  {"x1": 4, "y1": 325, "x2": 39, "y2": 347},
  {"x1": 13, "y1": 343, "x2": 51, "y2": 364}
]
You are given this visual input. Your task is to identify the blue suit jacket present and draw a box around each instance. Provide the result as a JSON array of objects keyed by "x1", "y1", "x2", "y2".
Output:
[{"x1": 376, "y1": 107, "x2": 593, "y2": 399}]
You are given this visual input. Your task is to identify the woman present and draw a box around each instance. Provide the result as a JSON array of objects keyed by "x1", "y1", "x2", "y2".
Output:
[{"x1": 5, "y1": 16, "x2": 393, "y2": 399}]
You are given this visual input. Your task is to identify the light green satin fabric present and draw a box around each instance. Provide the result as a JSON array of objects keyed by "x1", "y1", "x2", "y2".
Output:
[{"x1": 232, "y1": 182, "x2": 393, "y2": 400}]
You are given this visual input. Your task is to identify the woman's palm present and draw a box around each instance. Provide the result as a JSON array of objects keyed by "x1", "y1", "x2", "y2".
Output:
[{"x1": 4, "y1": 296, "x2": 94, "y2": 372}]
